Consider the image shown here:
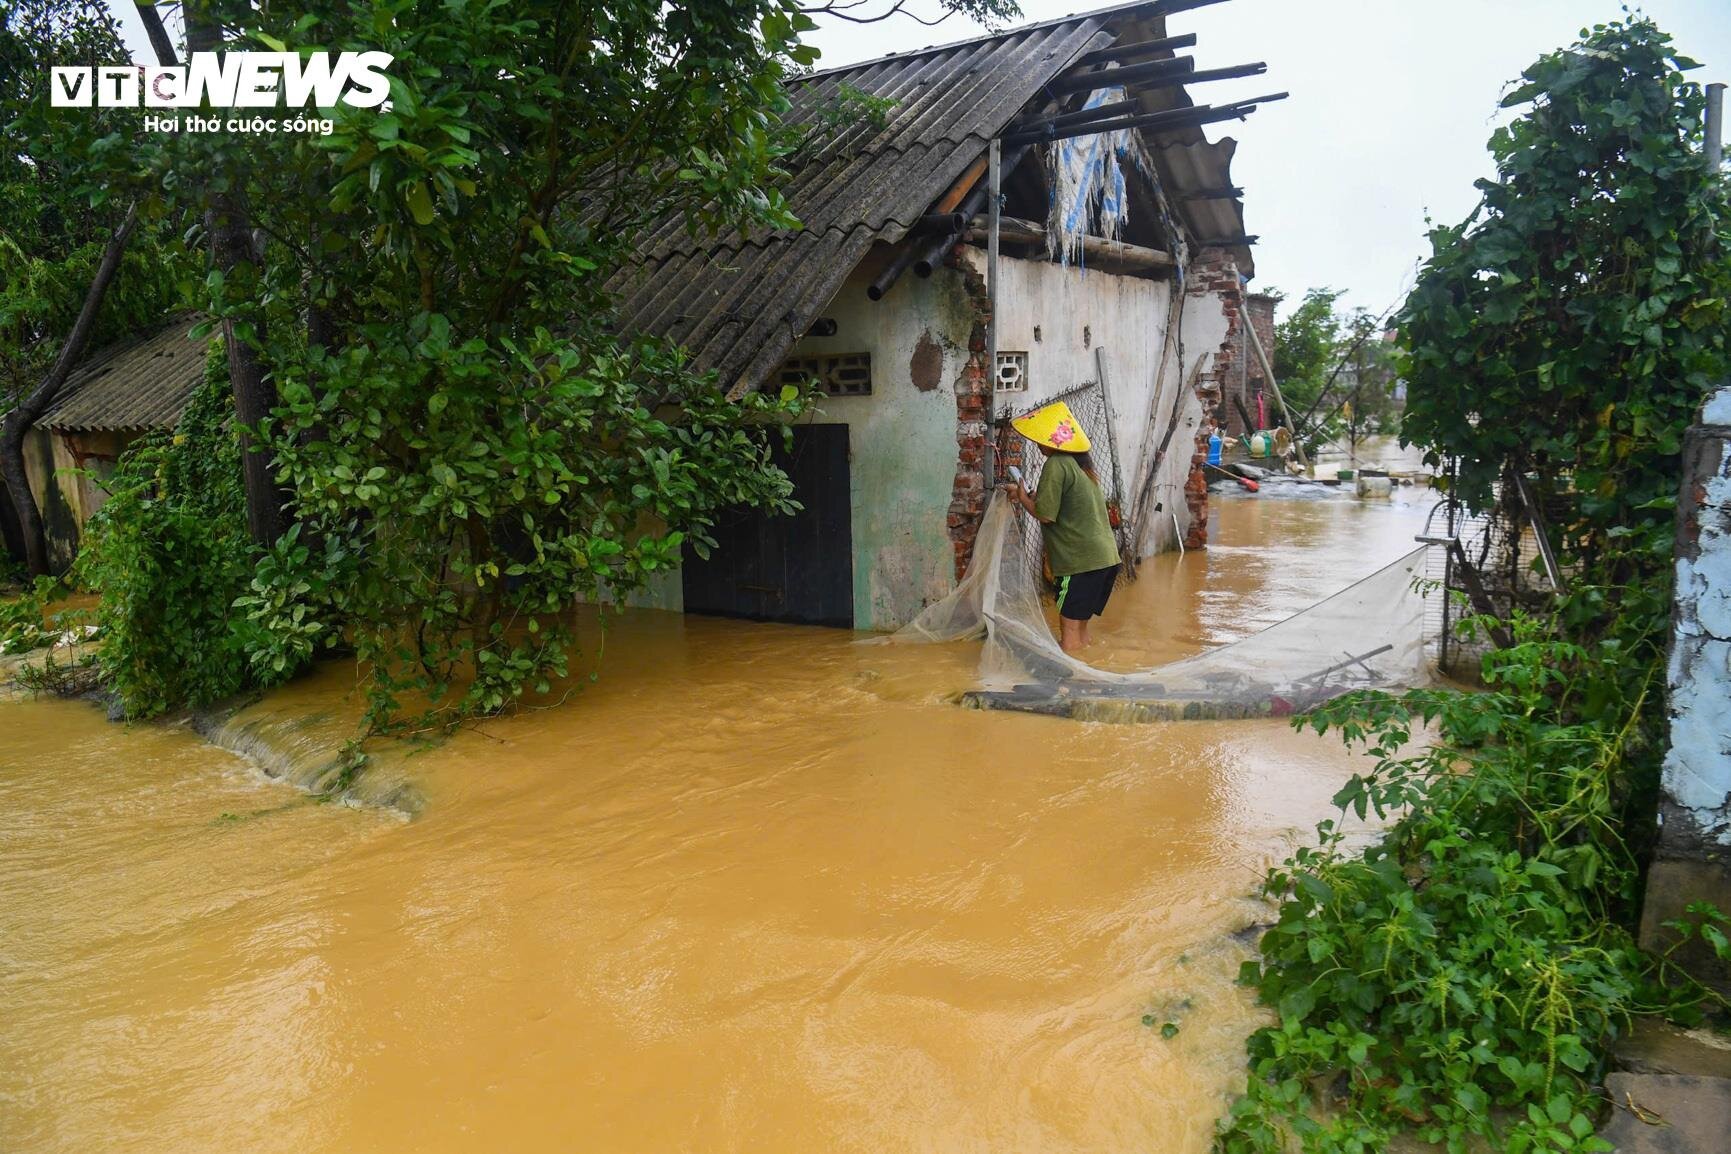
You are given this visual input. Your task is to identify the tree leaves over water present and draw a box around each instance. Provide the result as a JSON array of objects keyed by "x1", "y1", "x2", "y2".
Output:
[{"x1": 1218, "y1": 18, "x2": 1730, "y2": 1154}]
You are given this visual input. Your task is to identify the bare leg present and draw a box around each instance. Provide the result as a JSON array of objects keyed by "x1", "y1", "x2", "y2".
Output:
[
  {"x1": 1080, "y1": 618, "x2": 1093, "y2": 648},
  {"x1": 1060, "y1": 617, "x2": 1086, "y2": 654}
]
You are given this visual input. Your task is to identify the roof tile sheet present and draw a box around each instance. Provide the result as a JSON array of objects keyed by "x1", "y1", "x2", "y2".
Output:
[{"x1": 35, "y1": 316, "x2": 206, "y2": 433}]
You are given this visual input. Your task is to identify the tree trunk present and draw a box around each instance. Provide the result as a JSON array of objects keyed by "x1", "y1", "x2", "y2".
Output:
[
  {"x1": 133, "y1": 2, "x2": 179, "y2": 66},
  {"x1": 186, "y1": 7, "x2": 288, "y2": 547},
  {"x1": 0, "y1": 204, "x2": 140, "y2": 575}
]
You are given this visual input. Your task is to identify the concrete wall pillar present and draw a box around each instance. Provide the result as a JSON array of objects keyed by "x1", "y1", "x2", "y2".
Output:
[{"x1": 1640, "y1": 384, "x2": 1731, "y2": 988}]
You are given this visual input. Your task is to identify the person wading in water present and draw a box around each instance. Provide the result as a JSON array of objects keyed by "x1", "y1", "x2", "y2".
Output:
[{"x1": 1005, "y1": 400, "x2": 1121, "y2": 655}]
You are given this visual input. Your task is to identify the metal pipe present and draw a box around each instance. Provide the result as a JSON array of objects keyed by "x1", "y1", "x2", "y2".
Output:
[
  {"x1": 1072, "y1": 33, "x2": 1196, "y2": 68},
  {"x1": 916, "y1": 211, "x2": 968, "y2": 233},
  {"x1": 913, "y1": 143, "x2": 1033, "y2": 277},
  {"x1": 1708, "y1": 82, "x2": 1725, "y2": 169},
  {"x1": 872, "y1": 144, "x2": 1033, "y2": 298}
]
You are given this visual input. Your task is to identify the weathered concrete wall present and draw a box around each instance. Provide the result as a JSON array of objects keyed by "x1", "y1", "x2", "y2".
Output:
[
  {"x1": 1660, "y1": 384, "x2": 1731, "y2": 844},
  {"x1": 624, "y1": 244, "x2": 1212, "y2": 632},
  {"x1": 789, "y1": 249, "x2": 977, "y2": 630},
  {"x1": 1641, "y1": 384, "x2": 1731, "y2": 989},
  {"x1": 19, "y1": 427, "x2": 128, "y2": 572}
]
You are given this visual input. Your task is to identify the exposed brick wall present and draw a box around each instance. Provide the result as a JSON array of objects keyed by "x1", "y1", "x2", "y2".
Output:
[
  {"x1": 945, "y1": 245, "x2": 992, "y2": 579},
  {"x1": 1182, "y1": 247, "x2": 1248, "y2": 549},
  {"x1": 1237, "y1": 293, "x2": 1278, "y2": 436}
]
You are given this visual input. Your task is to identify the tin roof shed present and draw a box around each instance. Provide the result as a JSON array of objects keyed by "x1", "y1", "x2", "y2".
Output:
[{"x1": 34, "y1": 316, "x2": 206, "y2": 434}]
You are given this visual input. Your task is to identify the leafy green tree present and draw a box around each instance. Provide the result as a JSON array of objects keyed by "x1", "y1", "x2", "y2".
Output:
[
  {"x1": 1400, "y1": 17, "x2": 1728, "y2": 595},
  {"x1": 1269, "y1": 288, "x2": 1340, "y2": 413},
  {"x1": 163, "y1": 0, "x2": 1012, "y2": 731},
  {"x1": 0, "y1": 0, "x2": 192, "y2": 571},
  {"x1": 1219, "y1": 18, "x2": 1730, "y2": 1153}
]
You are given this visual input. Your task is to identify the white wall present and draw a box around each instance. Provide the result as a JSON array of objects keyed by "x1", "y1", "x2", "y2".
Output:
[{"x1": 963, "y1": 248, "x2": 1177, "y2": 515}]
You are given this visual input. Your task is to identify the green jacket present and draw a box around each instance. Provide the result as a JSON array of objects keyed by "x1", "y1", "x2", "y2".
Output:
[{"x1": 1032, "y1": 453, "x2": 1120, "y2": 576}]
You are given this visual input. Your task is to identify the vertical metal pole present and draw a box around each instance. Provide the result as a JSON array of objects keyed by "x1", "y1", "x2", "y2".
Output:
[
  {"x1": 1707, "y1": 83, "x2": 1725, "y2": 170},
  {"x1": 983, "y1": 140, "x2": 1010, "y2": 491},
  {"x1": 984, "y1": 138, "x2": 1002, "y2": 490}
]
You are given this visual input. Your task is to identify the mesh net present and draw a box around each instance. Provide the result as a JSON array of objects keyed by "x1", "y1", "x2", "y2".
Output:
[{"x1": 887, "y1": 491, "x2": 1437, "y2": 721}]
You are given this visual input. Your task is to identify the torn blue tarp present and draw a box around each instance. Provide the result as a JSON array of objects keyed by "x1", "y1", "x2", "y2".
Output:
[{"x1": 1046, "y1": 83, "x2": 1152, "y2": 267}]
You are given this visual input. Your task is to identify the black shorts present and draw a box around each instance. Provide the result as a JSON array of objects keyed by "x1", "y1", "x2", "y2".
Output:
[{"x1": 1056, "y1": 564, "x2": 1118, "y2": 621}]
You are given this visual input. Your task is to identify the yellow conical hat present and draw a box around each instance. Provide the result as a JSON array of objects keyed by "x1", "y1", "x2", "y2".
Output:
[{"x1": 1010, "y1": 400, "x2": 1091, "y2": 453}]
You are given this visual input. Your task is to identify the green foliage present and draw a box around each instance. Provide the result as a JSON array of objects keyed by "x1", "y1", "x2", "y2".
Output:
[
  {"x1": 81, "y1": 344, "x2": 275, "y2": 718},
  {"x1": 1265, "y1": 290, "x2": 1400, "y2": 452},
  {"x1": 169, "y1": 0, "x2": 832, "y2": 733},
  {"x1": 1218, "y1": 620, "x2": 1662, "y2": 1153},
  {"x1": 1220, "y1": 19, "x2": 1729, "y2": 1151},
  {"x1": 0, "y1": 0, "x2": 192, "y2": 405},
  {"x1": 1400, "y1": 17, "x2": 1729, "y2": 546},
  {"x1": 262, "y1": 323, "x2": 809, "y2": 731},
  {"x1": 1271, "y1": 288, "x2": 1345, "y2": 431},
  {"x1": 0, "y1": 573, "x2": 72, "y2": 654}
]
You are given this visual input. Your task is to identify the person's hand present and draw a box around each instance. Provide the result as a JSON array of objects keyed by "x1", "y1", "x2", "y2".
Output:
[{"x1": 1007, "y1": 482, "x2": 1024, "y2": 502}]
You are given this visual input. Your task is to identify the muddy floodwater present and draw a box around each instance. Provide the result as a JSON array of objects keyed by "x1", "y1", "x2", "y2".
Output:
[{"x1": 1, "y1": 487, "x2": 1435, "y2": 1154}]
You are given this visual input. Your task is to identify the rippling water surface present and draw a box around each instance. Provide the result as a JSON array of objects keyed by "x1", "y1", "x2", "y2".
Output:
[{"x1": 0, "y1": 488, "x2": 1435, "y2": 1153}]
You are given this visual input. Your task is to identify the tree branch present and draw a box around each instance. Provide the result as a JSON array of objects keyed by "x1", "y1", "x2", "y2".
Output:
[{"x1": 1, "y1": 203, "x2": 140, "y2": 575}]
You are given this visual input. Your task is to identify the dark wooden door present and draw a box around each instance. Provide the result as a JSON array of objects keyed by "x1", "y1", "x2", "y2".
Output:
[{"x1": 682, "y1": 423, "x2": 854, "y2": 627}]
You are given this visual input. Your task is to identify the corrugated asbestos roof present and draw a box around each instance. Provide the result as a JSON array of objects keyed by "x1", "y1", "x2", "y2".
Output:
[
  {"x1": 606, "y1": 9, "x2": 1130, "y2": 395},
  {"x1": 1152, "y1": 137, "x2": 1252, "y2": 266},
  {"x1": 607, "y1": 1, "x2": 1255, "y2": 394},
  {"x1": 35, "y1": 315, "x2": 205, "y2": 433}
]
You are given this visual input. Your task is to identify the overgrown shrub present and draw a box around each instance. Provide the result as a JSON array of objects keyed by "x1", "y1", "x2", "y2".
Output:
[
  {"x1": 1217, "y1": 17, "x2": 1728, "y2": 1152},
  {"x1": 0, "y1": 572, "x2": 68, "y2": 654},
  {"x1": 1218, "y1": 619, "x2": 1662, "y2": 1153},
  {"x1": 259, "y1": 319, "x2": 808, "y2": 733},
  {"x1": 81, "y1": 342, "x2": 276, "y2": 717}
]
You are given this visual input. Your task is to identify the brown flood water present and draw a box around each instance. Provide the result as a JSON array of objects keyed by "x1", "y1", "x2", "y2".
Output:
[{"x1": 0, "y1": 488, "x2": 1435, "y2": 1154}]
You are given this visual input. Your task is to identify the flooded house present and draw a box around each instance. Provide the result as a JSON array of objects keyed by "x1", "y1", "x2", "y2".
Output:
[{"x1": 609, "y1": 0, "x2": 1274, "y2": 630}]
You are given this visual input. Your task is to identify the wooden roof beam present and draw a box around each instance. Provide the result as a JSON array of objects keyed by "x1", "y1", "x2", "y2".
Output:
[
  {"x1": 965, "y1": 216, "x2": 1176, "y2": 272},
  {"x1": 1072, "y1": 33, "x2": 1197, "y2": 68}
]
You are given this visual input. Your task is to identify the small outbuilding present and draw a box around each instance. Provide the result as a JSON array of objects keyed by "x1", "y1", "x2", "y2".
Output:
[{"x1": 12, "y1": 316, "x2": 206, "y2": 570}]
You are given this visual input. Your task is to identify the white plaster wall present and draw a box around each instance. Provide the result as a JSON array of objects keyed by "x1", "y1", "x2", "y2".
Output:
[
  {"x1": 1663, "y1": 384, "x2": 1731, "y2": 844},
  {"x1": 962, "y1": 248, "x2": 1177, "y2": 532}
]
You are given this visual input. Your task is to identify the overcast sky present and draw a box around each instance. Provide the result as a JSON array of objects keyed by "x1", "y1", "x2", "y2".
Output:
[
  {"x1": 113, "y1": 1, "x2": 1731, "y2": 319},
  {"x1": 801, "y1": 0, "x2": 1731, "y2": 319}
]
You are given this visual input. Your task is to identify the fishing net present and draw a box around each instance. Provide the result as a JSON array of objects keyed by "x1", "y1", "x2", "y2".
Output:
[{"x1": 889, "y1": 491, "x2": 1436, "y2": 721}]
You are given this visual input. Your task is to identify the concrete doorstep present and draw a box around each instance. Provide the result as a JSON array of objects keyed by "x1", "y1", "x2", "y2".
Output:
[{"x1": 1599, "y1": 1073, "x2": 1731, "y2": 1152}]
